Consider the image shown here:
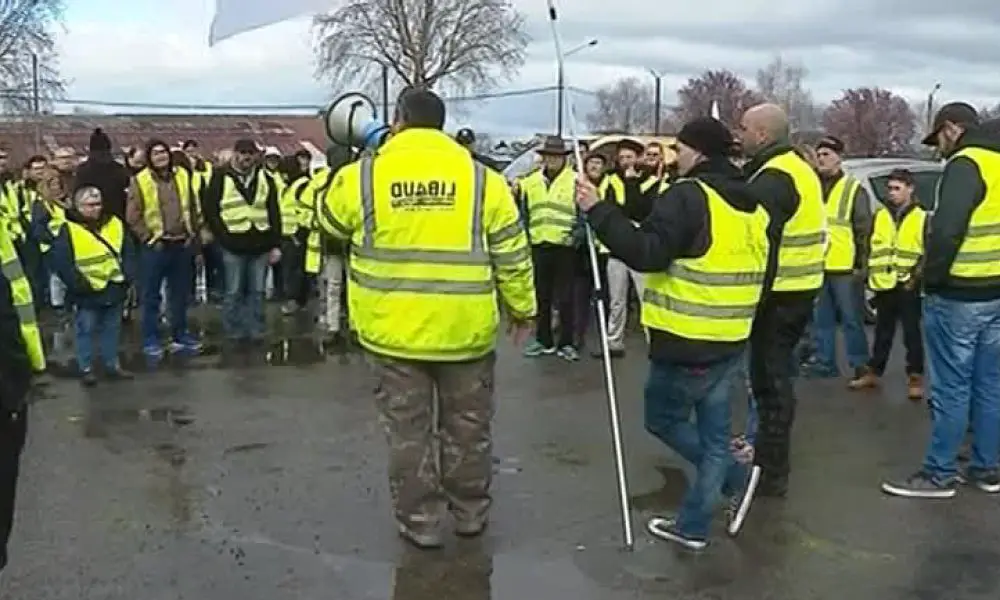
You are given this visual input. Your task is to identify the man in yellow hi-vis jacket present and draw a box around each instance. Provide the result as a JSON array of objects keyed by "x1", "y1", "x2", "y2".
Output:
[{"x1": 316, "y1": 87, "x2": 535, "y2": 550}]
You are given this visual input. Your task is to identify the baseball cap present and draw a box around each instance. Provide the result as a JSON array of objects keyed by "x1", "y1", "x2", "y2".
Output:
[
  {"x1": 923, "y1": 102, "x2": 979, "y2": 146},
  {"x1": 233, "y1": 139, "x2": 260, "y2": 154}
]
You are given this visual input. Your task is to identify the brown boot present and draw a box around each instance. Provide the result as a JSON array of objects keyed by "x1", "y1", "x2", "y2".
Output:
[
  {"x1": 907, "y1": 374, "x2": 925, "y2": 401},
  {"x1": 848, "y1": 367, "x2": 879, "y2": 390}
]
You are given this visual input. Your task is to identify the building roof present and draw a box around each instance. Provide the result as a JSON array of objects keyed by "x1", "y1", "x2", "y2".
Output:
[{"x1": 0, "y1": 114, "x2": 328, "y2": 163}]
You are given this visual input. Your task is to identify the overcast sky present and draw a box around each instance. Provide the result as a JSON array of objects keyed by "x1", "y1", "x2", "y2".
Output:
[{"x1": 58, "y1": 0, "x2": 1000, "y2": 137}]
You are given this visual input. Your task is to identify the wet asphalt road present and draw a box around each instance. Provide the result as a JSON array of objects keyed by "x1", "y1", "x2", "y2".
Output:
[{"x1": 3, "y1": 310, "x2": 999, "y2": 600}]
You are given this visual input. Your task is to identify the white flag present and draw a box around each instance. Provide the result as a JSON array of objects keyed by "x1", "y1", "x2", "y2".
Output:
[
  {"x1": 209, "y1": 0, "x2": 336, "y2": 46},
  {"x1": 710, "y1": 100, "x2": 720, "y2": 121}
]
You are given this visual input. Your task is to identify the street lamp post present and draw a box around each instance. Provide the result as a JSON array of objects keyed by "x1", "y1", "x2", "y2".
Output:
[
  {"x1": 557, "y1": 38, "x2": 597, "y2": 136},
  {"x1": 648, "y1": 68, "x2": 662, "y2": 135},
  {"x1": 926, "y1": 82, "x2": 941, "y2": 130}
]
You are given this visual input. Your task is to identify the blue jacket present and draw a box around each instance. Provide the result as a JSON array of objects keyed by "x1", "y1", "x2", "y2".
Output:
[
  {"x1": 29, "y1": 201, "x2": 62, "y2": 251},
  {"x1": 49, "y1": 211, "x2": 136, "y2": 309}
]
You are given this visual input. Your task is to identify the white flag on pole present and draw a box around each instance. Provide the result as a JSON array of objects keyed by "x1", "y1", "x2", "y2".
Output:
[
  {"x1": 209, "y1": 0, "x2": 336, "y2": 46},
  {"x1": 710, "y1": 100, "x2": 721, "y2": 121}
]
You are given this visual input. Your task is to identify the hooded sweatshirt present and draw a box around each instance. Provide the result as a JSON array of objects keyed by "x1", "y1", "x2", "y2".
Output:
[
  {"x1": 586, "y1": 157, "x2": 769, "y2": 365},
  {"x1": 74, "y1": 128, "x2": 130, "y2": 220}
]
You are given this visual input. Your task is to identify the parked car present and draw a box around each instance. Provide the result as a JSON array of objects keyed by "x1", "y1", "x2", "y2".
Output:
[{"x1": 842, "y1": 158, "x2": 944, "y2": 322}]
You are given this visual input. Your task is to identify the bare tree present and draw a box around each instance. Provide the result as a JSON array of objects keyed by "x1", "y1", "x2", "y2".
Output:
[
  {"x1": 313, "y1": 0, "x2": 529, "y2": 95},
  {"x1": 755, "y1": 56, "x2": 820, "y2": 131},
  {"x1": 585, "y1": 77, "x2": 656, "y2": 133},
  {"x1": 0, "y1": 0, "x2": 65, "y2": 113}
]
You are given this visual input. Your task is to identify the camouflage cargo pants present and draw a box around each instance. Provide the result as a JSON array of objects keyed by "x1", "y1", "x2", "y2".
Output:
[{"x1": 371, "y1": 352, "x2": 496, "y2": 535}]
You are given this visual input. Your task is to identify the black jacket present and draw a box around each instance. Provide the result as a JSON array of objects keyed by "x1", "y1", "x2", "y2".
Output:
[
  {"x1": 586, "y1": 157, "x2": 769, "y2": 366},
  {"x1": 201, "y1": 166, "x2": 283, "y2": 256},
  {"x1": 74, "y1": 151, "x2": 131, "y2": 220},
  {"x1": 743, "y1": 143, "x2": 817, "y2": 303},
  {"x1": 602, "y1": 171, "x2": 651, "y2": 223},
  {"x1": 0, "y1": 265, "x2": 31, "y2": 412},
  {"x1": 924, "y1": 128, "x2": 1000, "y2": 301}
]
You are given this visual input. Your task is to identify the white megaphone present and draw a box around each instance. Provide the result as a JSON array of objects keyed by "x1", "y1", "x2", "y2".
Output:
[{"x1": 323, "y1": 91, "x2": 391, "y2": 151}]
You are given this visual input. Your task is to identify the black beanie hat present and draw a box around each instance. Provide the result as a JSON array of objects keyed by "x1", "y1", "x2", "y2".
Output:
[
  {"x1": 816, "y1": 135, "x2": 845, "y2": 154},
  {"x1": 676, "y1": 117, "x2": 735, "y2": 158},
  {"x1": 89, "y1": 127, "x2": 112, "y2": 152}
]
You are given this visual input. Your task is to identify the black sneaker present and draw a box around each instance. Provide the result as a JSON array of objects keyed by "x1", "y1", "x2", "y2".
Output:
[
  {"x1": 966, "y1": 470, "x2": 1000, "y2": 494},
  {"x1": 881, "y1": 471, "x2": 957, "y2": 499},
  {"x1": 80, "y1": 370, "x2": 97, "y2": 387},
  {"x1": 645, "y1": 516, "x2": 707, "y2": 551},
  {"x1": 727, "y1": 465, "x2": 761, "y2": 537}
]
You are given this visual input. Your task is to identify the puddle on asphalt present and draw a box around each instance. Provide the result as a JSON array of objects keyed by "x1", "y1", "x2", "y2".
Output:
[{"x1": 629, "y1": 465, "x2": 688, "y2": 512}]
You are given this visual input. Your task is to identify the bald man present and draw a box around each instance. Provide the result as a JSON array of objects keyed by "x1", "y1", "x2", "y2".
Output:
[{"x1": 738, "y1": 104, "x2": 826, "y2": 498}]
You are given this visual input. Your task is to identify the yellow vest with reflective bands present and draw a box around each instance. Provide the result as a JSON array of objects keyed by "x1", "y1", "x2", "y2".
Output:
[
  {"x1": 521, "y1": 167, "x2": 577, "y2": 245},
  {"x1": 135, "y1": 167, "x2": 194, "y2": 241},
  {"x1": 750, "y1": 151, "x2": 826, "y2": 292},
  {"x1": 639, "y1": 176, "x2": 660, "y2": 194},
  {"x1": 66, "y1": 217, "x2": 126, "y2": 292},
  {"x1": 193, "y1": 163, "x2": 213, "y2": 197},
  {"x1": 38, "y1": 201, "x2": 65, "y2": 254},
  {"x1": 280, "y1": 176, "x2": 310, "y2": 236},
  {"x1": 947, "y1": 146, "x2": 1000, "y2": 285},
  {"x1": 304, "y1": 168, "x2": 334, "y2": 275},
  {"x1": 341, "y1": 150, "x2": 500, "y2": 360},
  {"x1": 220, "y1": 170, "x2": 272, "y2": 233},
  {"x1": 0, "y1": 227, "x2": 45, "y2": 371},
  {"x1": 641, "y1": 179, "x2": 770, "y2": 342},
  {"x1": 824, "y1": 174, "x2": 861, "y2": 271},
  {"x1": 868, "y1": 205, "x2": 926, "y2": 291},
  {"x1": 11, "y1": 184, "x2": 37, "y2": 242}
]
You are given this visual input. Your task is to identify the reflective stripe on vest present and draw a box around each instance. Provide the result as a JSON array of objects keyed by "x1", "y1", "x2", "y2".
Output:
[
  {"x1": 947, "y1": 147, "x2": 1000, "y2": 285},
  {"x1": 639, "y1": 176, "x2": 659, "y2": 194},
  {"x1": 522, "y1": 167, "x2": 577, "y2": 246},
  {"x1": 868, "y1": 205, "x2": 926, "y2": 292},
  {"x1": 136, "y1": 167, "x2": 193, "y2": 242},
  {"x1": 67, "y1": 217, "x2": 126, "y2": 292},
  {"x1": 38, "y1": 201, "x2": 65, "y2": 253},
  {"x1": 220, "y1": 171, "x2": 271, "y2": 233},
  {"x1": 280, "y1": 176, "x2": 311, "y2": 236},
  {"x1": 824, "y1": 175, "x2": 860, "y2": 271},
  {"x1": 751, "y1": 151, "x2": 826, "y2": 292},
  {"x1": 0, "y1": 231, "x2": 45, "y2": 371},
  {"x1": 305, "y1": 170, "x2": 336, "y2": 275},
  {"x1": 641, "y1": 179, "x2": 769, "y2": 342}
]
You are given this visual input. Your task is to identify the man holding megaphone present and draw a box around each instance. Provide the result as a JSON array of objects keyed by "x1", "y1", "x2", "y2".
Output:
[{"x1": 315, "y1": 87, "x2": 537, "y2": 549}]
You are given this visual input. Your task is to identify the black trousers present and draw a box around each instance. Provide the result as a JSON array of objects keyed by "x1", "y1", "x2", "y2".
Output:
[
  {"x1": 281, "y1": 238, "x2": 310, "y2": 306},
  {"x1": 0, "y1": 407, "x2": 27, "y2": 572},
  {"x1": 532, "y1": 244, "x2": 577, "y2": 348},
  {"x1": 869, "y1": 286, "x2": 923, "y2": 376},
  {"x1": 750, "y1": 291, "x2": 816, "y2": 487}
]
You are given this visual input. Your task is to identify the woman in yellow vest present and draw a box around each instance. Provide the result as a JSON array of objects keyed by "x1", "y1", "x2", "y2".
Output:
[
  {"x1": 577, "y1": 117, "x2": 769, "y2": 549},
  {"x1": 849, "y1": 169, "x2": 926, "y2": 399},
  {"x1": 30, "y1": 164, "x2": 70, "y2": 311},
  {"x1": 50, "y1": 186, "x2": 135, "y2": 386}
]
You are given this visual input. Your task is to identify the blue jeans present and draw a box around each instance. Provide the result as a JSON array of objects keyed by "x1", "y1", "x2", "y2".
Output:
[
  {"x1": 644, "y1": 353, "x2": 745, "y2": 539},
  {"x1": 221, "y1": 248, "x2": 269, "y2": 341},
  {"x1": 922, "y1": 295, "x2": 1000, "y2": 482},
  {"x1": 140, "y1": 242, "x2": 194, "y2": 346},
  {"x1": 813, "y1": 275, "x2": 869, "y2": 371},
  {"x1": 74, "y1": 304, "x2": 123, "y2": 372},
  {"x1": 202, "y1": 243, "x2": 225, "y2": 300}
]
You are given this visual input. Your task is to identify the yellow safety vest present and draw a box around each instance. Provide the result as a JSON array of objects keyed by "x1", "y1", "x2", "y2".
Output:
[
  {"x1": 192, "y1": 163, "x2": 213, "y2": 198},
  {"x1": 219, "y1": 170, "x2": 272, "y2": 233},
  {"x1": 824, "y1": 174, "x2": 861, "y2": 271},
  {"x1": 9, "y1": 184, "x2": 36, "y2": 242},
  {"x1": 521, "y1": 167, "x2": 577, "y2": 246},
  {"x1": 639, "y1": 176, "x2": 660, "y2": 195},
  {"x1": 280, "y1": 176, "x2": 310, "y2": 237},
  {"x1": 641, "y1": 179, "x2": 769, "y2": 342},
  {"x1": 304, "y1": 168, "x2": 335, "y2": 275},
  {"x1": 947, "y1": 147, "x2": 1000, "y2": 284},
  {"x1": 66, "y1": 217, "x2": 126, "y2": 292},
  {"x1": 596, "y1": 174, "x2": 627, "y2": 255},
  {"x1": 37, "y1": 201, "x2": 65, "y2": 254},
  {"x1": 750, "y1": 151, "x2": 826, "y2": 292},
  {"x1": 0, "y1": 227, "x2": 45, "y2": 371},
  {"x1": 135, "y1": 167, "x2": 194, "y2": 242},
  {"x1": 868, "y1": 205, "x2": 926, "y2": 291}
]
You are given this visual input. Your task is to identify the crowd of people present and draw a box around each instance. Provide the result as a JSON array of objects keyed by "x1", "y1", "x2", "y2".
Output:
[{"x1": 2, "y1": 88, "x2": 999, "y2": 570}]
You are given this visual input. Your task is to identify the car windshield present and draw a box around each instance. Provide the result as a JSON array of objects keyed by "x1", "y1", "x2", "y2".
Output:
[{"x1": 869, "y1": 170, "x2": 941, "y2": 211}]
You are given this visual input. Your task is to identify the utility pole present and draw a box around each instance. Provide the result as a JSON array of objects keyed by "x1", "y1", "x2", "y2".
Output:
[
  {"x1": 926, "y1": 82, "x2": 941, "y2": 130},
  {"x1": 648, "y1": 69, "x2": 662, "y2": 135},
  {"x1": 381, "y1": 64, "x2": 390, "y2": 124},
  {"x1": 31, "y1": 52, "x2": 40, "y2": 153}
]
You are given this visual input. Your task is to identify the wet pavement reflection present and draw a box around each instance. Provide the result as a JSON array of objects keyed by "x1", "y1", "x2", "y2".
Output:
[{"x1": 10, "y1": 310, "x2": 1000, "y2": 599}]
